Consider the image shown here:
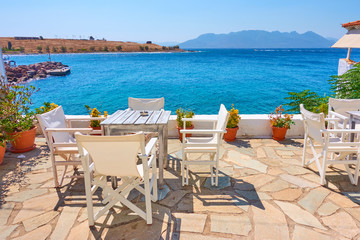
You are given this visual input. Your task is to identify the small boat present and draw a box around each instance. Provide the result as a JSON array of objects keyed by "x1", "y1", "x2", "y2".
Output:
[{"x1": 47, "y1": 67, "x2": 71, "y2": 76}]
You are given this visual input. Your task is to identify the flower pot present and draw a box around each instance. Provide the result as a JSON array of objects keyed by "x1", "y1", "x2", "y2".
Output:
[
  {"x1": 224, "y1": 126, "x2": 239, "y2": 142},
  {"x1": 90, "y1": 126, "x2": 102, "y2": 136},
  {"x1": 177, "y1": 125, "x2": 194, "y2": 142},
  {"x1": 272, "y1": 126, "x2": 288, "y2": 141},
  {"x1": 0, "y1": 143, "x2": 5, "y2": 165},
  {"x1": 8, "y1": 127, "x2": 37, "y2": 153}
]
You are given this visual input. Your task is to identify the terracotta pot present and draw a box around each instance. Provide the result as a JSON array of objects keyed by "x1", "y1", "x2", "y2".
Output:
[
  {"x1": 8, "y1": 126, "x2": 37, "y2": 153},
  {"x1": 0, "y1": 143, "x2": 5, "y2": 165},
  {"x1": 177, "y1": 125, "x2": 194, "y2": 142},
  {"x1": 224, "y1": 126, "x2": 239, "y2": 142},
  {"x1": 272, "y1": 126, "x2": 288, "y2": 141},
  {"x1": 90, "y1": 126, "x2": 102, "y2": 136}
]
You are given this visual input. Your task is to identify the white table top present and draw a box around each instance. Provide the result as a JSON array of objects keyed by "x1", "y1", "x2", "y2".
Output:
[{"x1": 101, "y1": 110, "x2": 171, "y2": 125}]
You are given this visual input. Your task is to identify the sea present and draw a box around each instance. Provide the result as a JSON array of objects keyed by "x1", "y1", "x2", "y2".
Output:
[{"x1": 7, "y1": 48, "x2": 360, "y2": 115}]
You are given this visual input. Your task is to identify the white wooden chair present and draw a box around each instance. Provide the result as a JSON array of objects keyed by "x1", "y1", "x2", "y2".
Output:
[
  {"x1": 328, "y1": 97, "x2": 360, "y2": 130},
  {"x1": 300, "y1": 104, "x2": 360, "y2": 185},
  {"x1": 180, "y1": 104, "x2": 229, "y2": 187},
  {"x1": 36, "y1": 106, "x2": 105, "y2": 187},
  {"x1": 75, "y1": 132, "x2": 158, "y2": 226},
  {"x1": 128, "y1": 97, "x2": 165, "y2": 111}
]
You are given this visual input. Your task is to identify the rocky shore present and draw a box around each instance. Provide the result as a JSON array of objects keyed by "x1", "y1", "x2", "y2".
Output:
[{"x1": 5, "y1": 61, "x2": 69, "y2": 82}]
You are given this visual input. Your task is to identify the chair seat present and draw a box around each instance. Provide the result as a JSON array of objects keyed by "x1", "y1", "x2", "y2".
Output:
[
  {"x1": 186, "y1": 137, "x2": 216, "y2": 144},
  {"x1": 54, "y1": 146, "x2": 79, "y2": 154}
]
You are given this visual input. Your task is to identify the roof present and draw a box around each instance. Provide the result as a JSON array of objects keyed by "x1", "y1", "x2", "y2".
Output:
[
  {"x1": 342, "y1": 20, "x2": 360, "y2": 30},
  {"x1": 332, "y1": 29, "x2": 360, "y2": 48}
]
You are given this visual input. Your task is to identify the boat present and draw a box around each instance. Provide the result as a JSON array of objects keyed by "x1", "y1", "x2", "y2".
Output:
[
  {"x1": 47, "y1": 67, "x2": 71, "y2": 76},
  {"x1": 331, "y1": 20, "x2": 360, "y2": 75}
]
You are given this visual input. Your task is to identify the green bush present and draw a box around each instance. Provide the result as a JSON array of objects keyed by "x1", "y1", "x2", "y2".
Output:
[
  {"x1": 60, "y1": 46, "x2": 66, "y2": 53},
  {"x1": 144, "y1": 46, "x2": 149, "y2": 51},
  {"x1": 329, "y1": 64, "x2": 360, "y2": 99},
  {"x1": 45, "y1": 46, "x2": 50, "y2": 53},
  {"x1": 162, "y1": 46, "x2": 167, "y2": 50},
  {"x1": 52, "y1": 47, "x2": 57, "y2": 52},
  {"x1": 19, "y1": 46, "x2": 25, "y2": 52},
  {"x1": 176, "y1": 108, "x2": 195, "y2": 128},
  {"x1": 284, "y1": 90, "x2": 328, "y2": 114},
  {"x1": 104, "y1": 46, "x2": 109, "y2": 52},
  {"x1": 116, "y1": 45, "x2": 122, "y2": 51},
  {"x1": 37, "y1": 46, "x2": 43, "y2": 53},
  {"x1": 89, "y1": 46, "x2": 96, "y2": 51},
  {"x1": 139, "y1": 46, "x2": 144, "y2": 51}
]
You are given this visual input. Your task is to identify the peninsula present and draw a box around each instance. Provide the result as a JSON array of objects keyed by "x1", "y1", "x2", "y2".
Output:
[{"x1": 0, "y1": 37, "x2": 183, "y2": 54}]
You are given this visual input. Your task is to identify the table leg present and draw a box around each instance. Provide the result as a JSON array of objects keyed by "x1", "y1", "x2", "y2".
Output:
[
  {"x1": 350, "y1": 115, "x2": 355, "y2": 142},
  {"x1": 163, "y1": 124, "x2": 168, "y2": 169},
  {"x1": 159, "y1": 126, "x2": 165, "y2": 187},
  {"x1": 104, "y1": 126, "x2": 118, "y2": 189}
]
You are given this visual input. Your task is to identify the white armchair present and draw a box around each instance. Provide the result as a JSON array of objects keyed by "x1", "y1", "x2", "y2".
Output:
[
  {"x1": 36, "y1": 106, "x2": 105, "y2": 187},
  {"x1": 300, "y1": 104, "x2": 360, "y2": 185},
  {"x1": 328, "y1": 97, "x2": 360, "y2": 130},
  {"x1": 75, "y1": 132, "x2": 158, "y2": 226},
  {"x1": 180, "y1": 104, "x2": 229, "y2": 187}
]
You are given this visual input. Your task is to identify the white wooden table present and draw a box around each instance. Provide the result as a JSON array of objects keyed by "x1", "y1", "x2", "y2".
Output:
[
  {"x1": 100, "y1": 109, "x2": 171, "y2": 185},
  {"x1": 347, "y1": 111, "x2": 360, "y2": 142}
]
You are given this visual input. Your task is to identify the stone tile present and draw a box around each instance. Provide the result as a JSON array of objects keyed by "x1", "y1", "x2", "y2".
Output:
[
  {"x1": 344, "y1": 207, "x2": 360, "y2": 222},
  {"x1": 226, "y1": 150, "x2": 268, "y2": 173},
  {"x1": 0, "y1": 225, "x2": 18, "y2": 239},
  {"x1": 267, "y1": 167, "x2": 284, "y2": 176},
  {"x1": 252, "y1": 201, "x2": 289, "y2": 240},
  {"x1": 274, "y1": 200, "x2": 326, "y2": 230},
  {"x1": 160, "y1": 190, "x2": 188, "y2": 208},
  {"x1": 210, "y1": 214, "x2": 251, "y2": 235},
  {"x1": 271, "y1": 188, "x2": 302, "y2": 201},
  {"x1": 177, "y1": 232, "x2": 231, "y2": 240},
  {"x1": 177, "y1": 194, "x2": 245, "y2": 214},
  {"x1": 328, "y1": 193, "x2": 359, "y2": 208},
  {"x1": 174, "y1": 213, "x2": 207, "y2": 233},
  {"x1": 204, "y1": 176, "x2": 231, "y2": 190},
  {"x1": 67, "y1": 221, "x2": 90, "y2": 240},
  {"x1": 263, "y1": 147, "x2": 279, "y2": 158},
  {"x1": 342, "y1": 192, "x2": 360, "y2": 205},
  {"x1": 276, "y1": 150, "x2": 295, "y2": 156},
  {"x1": 317, "y1": 202, "x2": 339, "y2": 216},
  {"x1": 12, "y1": 225, "x2": 52, "y2": 240},
  {"x1": 24, "y1": 171, "x2": 55, "y2": 184},
  {"x1": 322, "y1": 211, "x2": 359, "y2": 238},
  {"x1": 235, "y1": 190, "x2": 271, "y2": 201},
  {"x1": 256, "y1": 147, "x2": 266, "y2": 158},
  {"x1": 234, "y1": 174, "x2": 275, "y2": 191},
  {"x1": 280, "y1": 174, "x2": 319, "y2": 188},
  {"x1": 50, "y1": 206, "x2": 81, "y2": 240},
  {"x1": 23, "y1": 210, "x2": 59, "y2": 232},
  {"x1": 5, "y1": 188, "x2": 48, "y2": 202},
  {"x1": 13, "y1": 193, "x2": 59, "y2": 223},
  {"x1": 292, "y1": 225, "x2": 331, "y2": 240},
  {"x1": 141, "y1": 184, "x2": 170, "y2": 201},
  {"x1": 0, "y1": 202, "x2": 15, "y2": 225},
  {"x1": 298, "y1": 187, "x2": 330, "y2": 214},
  {"x1": 279, "y1": 158, "x2": 302, "y2": 166},
  {"x1": 281, "y1": 166, "x2": 312, "y2": 175},
  {"x1": 235, "y1": 147, "x2": 255, "y2": 157},
  {"x1": 260, "y1": 179, "x2": 289, "y2": 192}
]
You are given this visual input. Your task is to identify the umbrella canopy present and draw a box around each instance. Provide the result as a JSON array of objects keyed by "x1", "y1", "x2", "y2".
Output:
[
  {"x1": 0, "y1": 43, "x2": 7, "y2": 82},
  {"x1": 332, "y1": 29, "x2": 360, "y2": 49}
]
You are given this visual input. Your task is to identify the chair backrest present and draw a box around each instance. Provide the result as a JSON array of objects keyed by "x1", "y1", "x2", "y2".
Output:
[
  {"x1": 214, "y1": 104, "x2": 230, "y2": 141},
  {"x1": 328, "y1": 98, "x2": 360, "y2": 117},
  {"x1": 76, "y1": 133, "x2": 145, "y2": 177},
  {"x1": 300, "y1": 104, "x2": 325, "y2": 144},
  {"x1": 36, "y1": 106, "x2": 73, "y2": 144},
  {"x1": 128, "y1": 97, "x2": 164, "y2": 111}
]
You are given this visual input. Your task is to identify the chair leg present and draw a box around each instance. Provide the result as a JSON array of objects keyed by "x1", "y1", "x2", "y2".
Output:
[
  {"x1": 51, "y1": 154, "x2": 60, "y2": 188},
  {"x1": 354, "y1": 155, "x2": 360, "y2": 185},
  {"x1": 84, "y1": 168, "x2": 95, "y2": 226},
  {"x1": 302, "y1": 134, "x2": 307, "y2": 167},
  {"x1": 143, "y1": 172, "x2": 152, "y2": 225},
  {"x1": 320, "y1": 150, "x2": 327, "y2": 185},
  {"x1": 152, "y1": 158, "x2": 158, "y2": 201},
  {"x1": 215, "y1": 153, "x2": 219, "y2": 187}
]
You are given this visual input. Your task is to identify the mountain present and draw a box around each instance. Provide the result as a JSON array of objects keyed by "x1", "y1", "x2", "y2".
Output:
[{"x1": 179, "y1": 30, "x2": 336, "y2": 48}]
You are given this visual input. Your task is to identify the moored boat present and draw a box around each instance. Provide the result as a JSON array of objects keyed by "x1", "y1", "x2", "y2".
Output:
[{"x1": 47, "y1": 67, "x2": 71, "y2": 76}]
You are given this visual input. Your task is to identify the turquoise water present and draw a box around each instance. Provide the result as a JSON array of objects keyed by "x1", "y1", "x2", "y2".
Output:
[{"x1": 9, "y1": 49, "x2": 360, "y2": 115}]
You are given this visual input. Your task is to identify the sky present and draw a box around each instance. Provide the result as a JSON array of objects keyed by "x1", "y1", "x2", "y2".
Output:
[{"x1": 1, "y1": 0, "x2": 359, "y2": 43}]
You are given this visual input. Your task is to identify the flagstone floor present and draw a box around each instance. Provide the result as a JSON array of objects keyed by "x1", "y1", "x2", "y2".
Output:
[{"x1": 0, "y1": 137, "x2": 360, "y2": 240}]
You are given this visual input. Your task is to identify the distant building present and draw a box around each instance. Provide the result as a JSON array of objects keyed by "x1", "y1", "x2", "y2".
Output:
[
  {"x1": 146, "y1": 41, "x2": 152, "y2": 44},
  {"x1": 14, "y1": 37, "x2": 40, "y2": 40}
]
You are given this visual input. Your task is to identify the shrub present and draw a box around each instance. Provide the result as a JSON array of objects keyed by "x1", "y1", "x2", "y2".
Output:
[
  {"x1": 85, "y1": 105, "x2": 108, "y2": 127},
  {"x1": 98, "y1": 47, "x2": 103, "y2": 51},
  {"x1": 227, "y1": 104, "x2": 240, "y2": 128},
  {"x1": 162, "y1": 46, "x2": 167, "y2": 50},
  {"x1": 139, "y1": 46, "x2": 144, "y2": 51},
  {"x1": 60, "y1": 46, "x2": 67, "y2": 53},
  {"x1": 176, "y1": 108, "x2": 195, "y2": 128},
  {"x1": 19, "y1": 46, "x2": 25, "y2": 52},
  {"x1": 37, "y1": 46, "x2": 43, "y2": 53},
  {"x1": 35, "y1": 102, "x2": 58, "y2": 114},
  {"x1": 52, "y1": 47, "x2": 57, "y2": 52},
  {"x1": 90, "y1": 46, "x2": 96, "y2": 51},
  {"x1": 284, "y1": 90, "x2": 328, "y2": 114},
  {"x1": 144, "y1": 46, "x2": 149, "y2": 51},
  {"x1": 45, "y1": 46, "x2": 50, "y2": 53},
  {"x1": 104, "y1": 46, "x2": 109, "y2": 52},
  {"x1": 7, "y1": 41, "x2": 12, "y2": 50},
  {"x1": 69, "y1": 47, "x2": 74, "y2": 52},
  {"x1": 329, "y1": 64, "x2": 360, "y2": 99},
  {"x1": 116, "y1": 45, "x2": 122, "y2": 51}
]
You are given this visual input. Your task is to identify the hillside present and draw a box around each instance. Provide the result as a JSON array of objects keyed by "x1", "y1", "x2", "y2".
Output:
[
  {"x1": 0, "y1": 37, "x2": 182, "y2": 54},
  {"x1": 179, "y1": 30, "x2": 335, "y2": 48}
]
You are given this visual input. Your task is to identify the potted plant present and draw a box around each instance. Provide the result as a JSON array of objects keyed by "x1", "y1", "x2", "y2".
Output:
[
  {"x1": 0, "y1": 132, "x2": 7, "y2": 164},
  {"x1": 85, "y1": 105, "x2": 108, "y2": 133},
  {"x1": 269, "y1": 105, "x2": 295, "y2": 141},
  {"x1": 176, "y1": 108, "x2": 195, "y2": 141},
  {"x1": 224, "y1": 104, "x2": 241, "y2": 142},
  {"x1": 0, "y1": 79, "x2": 38, "y2": 153}
]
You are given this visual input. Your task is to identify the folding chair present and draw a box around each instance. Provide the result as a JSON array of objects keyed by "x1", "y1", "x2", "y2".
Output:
[
  {"x1": 300, "y1": 104, "x2": 360, "y2": 185},
  {"x1": 180, "y1": 104, "x2": 229, "y2": 186},
  {"x1": 75, "y1": 132, "x2": 158, "y2": 226},
  {"x1": 128, "y1": 97, "x2": 165, "y2": 111}
]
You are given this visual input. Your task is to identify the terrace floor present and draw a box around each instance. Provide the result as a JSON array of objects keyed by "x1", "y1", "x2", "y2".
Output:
[{"x1": 0, "y1": 137, "x2": 360, "y2": 240}]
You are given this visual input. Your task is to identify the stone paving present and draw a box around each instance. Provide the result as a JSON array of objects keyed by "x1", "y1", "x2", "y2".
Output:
[{"x1": 0, "y1": 137, "x2": 360, "y2": 239}]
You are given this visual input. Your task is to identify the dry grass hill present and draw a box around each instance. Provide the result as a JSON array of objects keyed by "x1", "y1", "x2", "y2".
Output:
[{"x1": 0, "y1": 37, "x2": 182, "y2": 54}]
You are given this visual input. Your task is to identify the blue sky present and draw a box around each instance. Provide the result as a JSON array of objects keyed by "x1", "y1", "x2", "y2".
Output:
[{"x1": 2, "y1": 0, "x2": 359, "y2": 43}]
